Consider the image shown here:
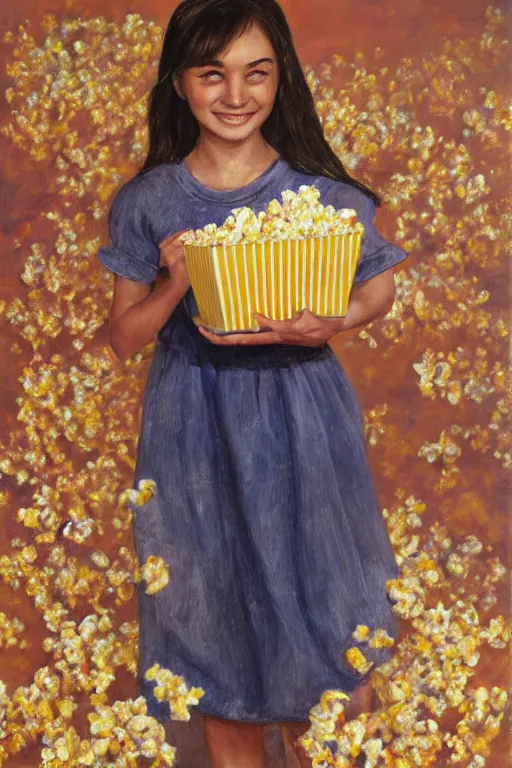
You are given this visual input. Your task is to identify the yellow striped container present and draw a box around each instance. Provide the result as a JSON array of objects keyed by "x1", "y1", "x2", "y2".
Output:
[{"x1": 184, "y1": 232, "x2": 362, "y2": 333}]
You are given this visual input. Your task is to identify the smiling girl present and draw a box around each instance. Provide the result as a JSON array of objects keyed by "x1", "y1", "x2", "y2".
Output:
[{"x1": 97, "y1": 1, "x2": 407, "y2": 766}]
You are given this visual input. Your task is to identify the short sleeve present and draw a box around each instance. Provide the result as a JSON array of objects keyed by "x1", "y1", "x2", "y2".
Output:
[
  {"x1": 353, "y1": 193, "x2": 408, "y2": 286},
  {"x1": 97, "y1": 177, "x2": 160, "y2": 284}
]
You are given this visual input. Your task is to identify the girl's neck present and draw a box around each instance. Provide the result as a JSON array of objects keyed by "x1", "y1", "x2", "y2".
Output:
[{"x1": 185, "y1": 132, "x2": 279, "y2": 191}]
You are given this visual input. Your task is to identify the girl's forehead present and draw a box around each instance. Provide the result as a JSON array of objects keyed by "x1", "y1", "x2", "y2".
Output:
[{"x1": 205, "y1": 24, "x2": 275, "y2": 65}]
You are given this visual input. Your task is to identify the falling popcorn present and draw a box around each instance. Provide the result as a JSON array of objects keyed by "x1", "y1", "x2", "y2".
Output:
[
  {"x1": 368, "y1": 629, "x2": 396, "y2": 649},
  {"x1": 0, "y1": 611, "x2": 27, "y2": 649},
  {"x1": 299, "y1": 689, "x2": 350, "y2": 755},
  {"x1": 345, "y1": 647, "x2": 374, "y2": 675},
  {"x1": 351, "y1": 624, "x2": 395, "y2": 649},
  {"x1": 145, "y1": 664, "x2": 205, "y2": 721},
  {"x1": 41, "y1": 697, "x2": 178, "y2": 766},
  {"x1": 352, "y1": 624, "x2": 371, "y2": 642},
  {"x1": 120, "y1": 478, "x2": 157, "y2": 508},
  {"x1": 140, "y1": 556, "x2": 170, "y2": 595}
]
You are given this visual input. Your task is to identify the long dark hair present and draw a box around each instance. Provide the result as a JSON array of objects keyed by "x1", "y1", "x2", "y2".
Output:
[{"x1": 140, "y1": 0, "x2": 380, "y2": 205}]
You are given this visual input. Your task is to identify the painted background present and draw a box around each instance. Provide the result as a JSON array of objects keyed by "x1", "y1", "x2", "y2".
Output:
[{"x1": 0, "y1": 0, "x2": 510, "y2": 766}]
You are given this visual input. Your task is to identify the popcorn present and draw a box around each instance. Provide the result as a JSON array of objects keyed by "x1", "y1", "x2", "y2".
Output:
[
  {"x1": 0, "y1": 612, "x2": 27, "y2": 650},
  {"x1": 345, "y1": 647, "x2": 374, "y2": 675},
  {"x1": 181, "y1": 185, "x2": 363, "y2": 246},
  {"x1": 119, "y1": 478, "x2": 157, "y2": 508},
  {"x1": 139, "y1": 556, "x2": 170, "y2": 595},
  {"x1": 352, "y1": 624, "x2": 371, "y2": 642},
  {"x1": 40, "y1": 697, "x2": 179, "y2": 766},
  {"x1": 144, "y1": 664, "x2": 205, "y2": 721},
  {"x1": 368, "y1": 629, "x2": 396, "y2": 649},
  {"x1": 350, "y1": 625, "x2": 395, "y2": 650}
]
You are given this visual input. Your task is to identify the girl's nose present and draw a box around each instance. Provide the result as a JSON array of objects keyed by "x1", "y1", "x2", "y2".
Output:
[{"x1": 221, "y1": 77, "x2": 248, "y2": 108}]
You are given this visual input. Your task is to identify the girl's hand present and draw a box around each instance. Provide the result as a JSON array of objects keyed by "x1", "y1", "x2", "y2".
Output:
[
  {"x1": 197, "y1": 310, "x2": 346, "y2": 347},
  {"x1": 159, "y1": 231, "x2": 191, "y2": 297}
]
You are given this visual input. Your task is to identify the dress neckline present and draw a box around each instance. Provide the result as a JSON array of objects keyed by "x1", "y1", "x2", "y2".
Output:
[{"x1": 174, "y1": 156, "x2": 288, "y2": 204}]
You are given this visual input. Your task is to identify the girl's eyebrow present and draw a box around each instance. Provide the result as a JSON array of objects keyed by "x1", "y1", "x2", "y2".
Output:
[{"x1": 197, "y1": 57, "x2": 274, "y2": 69}]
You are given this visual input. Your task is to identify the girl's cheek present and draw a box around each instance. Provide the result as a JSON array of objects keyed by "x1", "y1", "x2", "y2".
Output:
[
  {"x1": 200, "y1": 86, "x2": 224, "y2": 105},
  {"x1": 257, "y1": 77, "x2": 278, "y2": 95}
]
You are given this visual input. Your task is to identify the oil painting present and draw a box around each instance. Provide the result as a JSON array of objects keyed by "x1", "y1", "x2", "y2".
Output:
[{"x1": 0, "y1": 0, "x2": 509, "y2": 766}]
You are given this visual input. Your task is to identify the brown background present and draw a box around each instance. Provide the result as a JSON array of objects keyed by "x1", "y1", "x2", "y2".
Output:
[{"x1": 0, "y1": 0, "x2": 509, "y2": 766}]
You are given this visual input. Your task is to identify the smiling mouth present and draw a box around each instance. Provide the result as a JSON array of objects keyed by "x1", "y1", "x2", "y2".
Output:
[{"x1": 214, "y1": 113, "x2": 256, "y2": 124}]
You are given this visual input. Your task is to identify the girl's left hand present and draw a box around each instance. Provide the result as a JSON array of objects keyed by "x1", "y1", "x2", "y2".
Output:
[{"x1": 197, "y1": 310, "x2": 346, "y2": 347}]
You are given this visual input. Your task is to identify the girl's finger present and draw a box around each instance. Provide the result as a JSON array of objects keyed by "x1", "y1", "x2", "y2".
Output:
[
  {"x1": 253, "y1": 310, "x2": 307, "y2": 328},
  {"x1": 252, "y1": 313, "x2": 295, "y2": 332},
  {"x1": 197, "y1": 326, "x2": 282, "y2": 346}
]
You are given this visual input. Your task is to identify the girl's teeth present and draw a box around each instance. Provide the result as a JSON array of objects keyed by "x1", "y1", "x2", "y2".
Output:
[{"x1": 220, "y1": 115, "x2": 251, "y2": 123}]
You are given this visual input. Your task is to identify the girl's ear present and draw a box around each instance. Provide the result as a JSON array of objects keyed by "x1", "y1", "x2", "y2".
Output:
[{"x1": 173, "y1": 74, "x2": 186, "y2": 100}]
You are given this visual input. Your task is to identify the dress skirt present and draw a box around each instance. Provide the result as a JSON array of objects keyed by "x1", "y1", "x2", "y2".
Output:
[{"x1": 131, "y1": 336, "x2": 399, "y2": 723}]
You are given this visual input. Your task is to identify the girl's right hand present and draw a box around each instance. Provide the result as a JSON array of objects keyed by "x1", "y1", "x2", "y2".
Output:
[{"x1": 159, "y1": 231, "x2": 191, "y2": 296}]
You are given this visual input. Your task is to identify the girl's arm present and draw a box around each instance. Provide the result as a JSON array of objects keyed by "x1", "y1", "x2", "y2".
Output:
[
  {"x1": 335, "y1": 268, "x2": 396, "y2": 331},
  {"x1": 109, "y1": 276, "x2": 185, "y2": 361},
  {"x1": 197, "y1": 268, "x2": 396, "y2": 347},
  {"x1": 109, "y1": 231, "x2": 190, "y2": 361}
]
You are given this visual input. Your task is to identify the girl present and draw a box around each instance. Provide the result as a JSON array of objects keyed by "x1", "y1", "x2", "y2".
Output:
[{"x1": 98, "y1": 1, "x2": 407, "y2": 766}]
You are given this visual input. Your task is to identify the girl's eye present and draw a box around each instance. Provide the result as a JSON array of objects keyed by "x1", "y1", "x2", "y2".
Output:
[
  {"x1": 198, "y1": 70, "x2": 270, "y2": 82},
  {"x1": 247, "y1": 70, "x2": 269, "y2": 81},
  {"x1": 199, "y1": 71, "x2": 223, "y2": 80}
]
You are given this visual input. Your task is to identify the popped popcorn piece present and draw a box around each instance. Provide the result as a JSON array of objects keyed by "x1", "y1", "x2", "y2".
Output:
[
  {"x1": 352, "y1": 624, "x2": 371, "y2": 642},
  {"x1": 145, "y1": 663, "x2": 205, "y2": 721},
  {"x1": 140, "y1": 556, "x2": 170, "y2": 595},
  {"x1": 120, "y1": 478, "x2": 157, "y2": 508},
  {"x1": 345, "y1": 647, "x2": 374, "y2": 675},
  {"x1": 368, "y1": 629, "x2": 396, "y2": 649},
  {"x1": 0, "y1": 612, "x2": 27, "y2": 650}
]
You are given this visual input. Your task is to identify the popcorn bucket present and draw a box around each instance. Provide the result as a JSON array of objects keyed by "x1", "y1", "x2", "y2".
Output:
[{"x1": 184, "y1": 232, "x2": 362, "y2": 333}]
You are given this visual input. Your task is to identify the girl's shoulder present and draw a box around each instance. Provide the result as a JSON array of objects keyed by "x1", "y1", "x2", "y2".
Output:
[
  {"x1": 112, "y1": 163, "x2": 181, "y2": 205},
  {"x1": 313, "y1": 175, "x2": 375, "y2": 218},
  {"x1": 107, "y1": 163, "x2": 185, "y2": 240}
]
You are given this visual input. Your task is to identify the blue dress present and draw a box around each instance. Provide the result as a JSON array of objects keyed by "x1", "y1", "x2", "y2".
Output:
[{"x1": 97, "y1": 158, "x2": 407, "y2": 723}]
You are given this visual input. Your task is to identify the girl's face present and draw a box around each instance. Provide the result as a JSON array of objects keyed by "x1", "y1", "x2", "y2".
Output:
[{"x1": 176, "y1": 23, "x2": 279, "y2": 144}]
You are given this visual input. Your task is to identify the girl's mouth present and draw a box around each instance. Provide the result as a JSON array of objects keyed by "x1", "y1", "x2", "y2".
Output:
[{"x1": 214, "y1": 112, "x2": 256, "y2": 125}]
